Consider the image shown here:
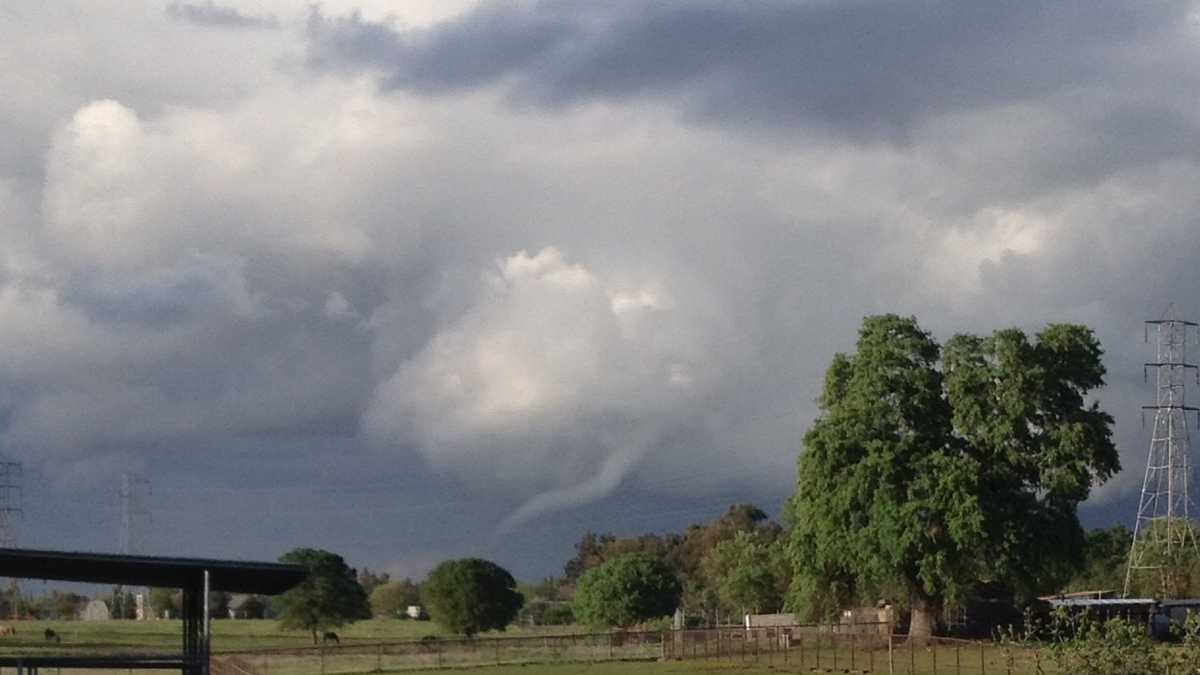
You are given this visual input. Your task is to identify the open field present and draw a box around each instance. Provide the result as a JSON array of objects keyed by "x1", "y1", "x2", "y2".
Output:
[
  {"x1": 0, "y1": 620, "x2": 1094, "y2": 675},
  {"x1": 0, "y1": 618, "x2": 577, "y2": 654}
]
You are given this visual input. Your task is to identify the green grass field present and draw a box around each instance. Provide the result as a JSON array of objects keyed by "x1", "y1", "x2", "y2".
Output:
[
  {"x1": 0, "y1": 618, "x2": 577, "y2": 654},
  {"x1": 0, "y1": 619, "x2": 1059, "y2": 675}
]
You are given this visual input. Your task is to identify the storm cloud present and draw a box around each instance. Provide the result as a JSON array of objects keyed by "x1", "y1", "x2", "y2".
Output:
[
  {"x1": 0, "y1": 0, "x2": 1198, "y2": 578},
  {"x1": 167, "y1": 1, "x2": 278, "y2": 29},
  {"x1": 305, "y1": 1, "x2": 1200, "y2": 143}
]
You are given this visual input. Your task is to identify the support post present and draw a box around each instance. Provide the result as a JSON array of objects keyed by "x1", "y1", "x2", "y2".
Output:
[
  {"x1": 203, "y1": 570, "x2": 210, "y2": 675},
  {"x1": 888, "y1": 633, "x2": 894, "y2": 675}
]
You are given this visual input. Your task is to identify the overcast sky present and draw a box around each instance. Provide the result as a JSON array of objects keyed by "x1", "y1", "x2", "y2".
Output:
[{"x1": 3, "y1": 0, "x2": 1200, "y2": 581}]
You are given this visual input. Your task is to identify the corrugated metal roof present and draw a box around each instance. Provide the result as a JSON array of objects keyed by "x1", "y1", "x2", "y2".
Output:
[
  {"x1": 1159, "y1": 599, "x2": 1200, "y2": 608},
  {"x1": 1048, "y1": 598, "x2": 1157, "y2": 607},
  {"x1": 0, "y1": 547, "x2": 306, "y2": 594}
]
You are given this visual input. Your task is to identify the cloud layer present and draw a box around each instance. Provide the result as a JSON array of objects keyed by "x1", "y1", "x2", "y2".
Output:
[{"x1": 1, "y1": 0, "x2": 1199, "y2": 577}]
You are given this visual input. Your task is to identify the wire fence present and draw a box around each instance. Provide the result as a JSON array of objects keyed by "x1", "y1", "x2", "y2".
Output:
[
  {"x1": 210, "y1": 623, "x2": 1048, "y2": 675},
  {"x1": 662, "y1": 627, "x2": 1054, "y2": 675},
  {"x1": 212, "y1": 630, "x2": 665, "y2": 675},
  {"x1": 0, "y1": 624, "x2": 1065, "y2": 675}
]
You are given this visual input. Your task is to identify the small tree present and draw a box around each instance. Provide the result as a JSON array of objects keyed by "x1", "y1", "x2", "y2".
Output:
[
  {"x1": 369, "y1": 579, "x2": 421, "y2": 618},
  {"x1": 421, "y1": 559, "x2": 523, "y2": 636},
  {"x1": 275, "y1": 548, "x2": 371, "y2": 644},
  {"x1": 573, "y1": 553, "x2": 681, "y2": 629},
  {"x1": 702, "y1": 531, "x2": 788, "y2": 615},
  {"x1": 148, "y1": 587, "x2": 178, "y2": 619}
]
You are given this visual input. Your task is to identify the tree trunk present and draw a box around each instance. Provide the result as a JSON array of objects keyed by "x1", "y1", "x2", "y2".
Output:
[{"x1": 908, "y1": 593, "x2": 938, "y2": 642}]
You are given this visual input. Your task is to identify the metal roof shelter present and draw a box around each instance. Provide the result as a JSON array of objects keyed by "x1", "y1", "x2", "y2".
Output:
[{"x1": 0, "y1": 548, "x2": 306, "y2": 675}]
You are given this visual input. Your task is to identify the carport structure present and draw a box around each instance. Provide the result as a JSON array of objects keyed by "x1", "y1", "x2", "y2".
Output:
[{"x1": 0, "y1": 548, "x2": 306, "y2": 675}]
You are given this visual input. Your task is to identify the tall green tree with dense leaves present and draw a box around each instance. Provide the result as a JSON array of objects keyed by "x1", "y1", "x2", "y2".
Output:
[
  {"x1": 275, "y1": 548, "x2": 371, "y2": 644},
  {"x1": 787, "y1": 315, "x2": 1118, "y2": 638},
  {"x1": 421, "y1": 559, "x2": 523, "y2": 636},
  {"x1": 572, "y1": 553, "x2": 682, "y2": 629}
]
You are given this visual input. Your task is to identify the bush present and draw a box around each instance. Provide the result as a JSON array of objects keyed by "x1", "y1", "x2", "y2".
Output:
[
  {"x1": 421, "y1": 559, "x2": 523, "y2": 637},
  {"x1": 572, "y1": 553, "x2": 681, "y2": 629}
]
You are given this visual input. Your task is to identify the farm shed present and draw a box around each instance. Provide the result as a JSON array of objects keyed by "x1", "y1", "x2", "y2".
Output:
[
  {"x1": 0, "y1": 548, "x2": 305, "y2": 675},
  {"x1": 1047, "y1": 596, "x2": 1159, "y2": 626}
]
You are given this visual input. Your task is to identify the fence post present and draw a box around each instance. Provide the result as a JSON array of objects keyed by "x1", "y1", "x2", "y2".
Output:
[
  {"x1": 319, "y1": 647, "x2": 325, "y2": 675},
  {"x1": 888, "y1": 633, "x2": 894, "y2": 675},
  {"x1": 375, "y1": 643, "x2": 382, "y2": 672},
  {"x1": 979, "y1": 642, "x2": 985, "y2": 675},
  {"x1": 932, "y1": 640, "x2": 937, "y2": 674},
  {"x1": 910, "y1": 636, "x2": 915, "y2": 675},
  {"x1": 956, "y1": 643, "x2": 961, "y2": 675}
]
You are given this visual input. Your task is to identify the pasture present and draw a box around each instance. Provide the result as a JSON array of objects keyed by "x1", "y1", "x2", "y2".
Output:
[
  {"x1": 0, "y1": 618, "x2": 573, "y2": 654},
  {"x1": 0, "y1": 619, "x2": 1063, "y2": 675}
]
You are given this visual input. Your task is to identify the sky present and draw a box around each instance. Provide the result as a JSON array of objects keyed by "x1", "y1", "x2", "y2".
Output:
[{"x1": 3, "y1": 0, "x2": 1200, "y2": 582}]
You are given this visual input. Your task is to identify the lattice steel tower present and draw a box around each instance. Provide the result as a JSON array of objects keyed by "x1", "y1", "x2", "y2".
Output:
[
  {"x1": 1125, "y1": 314, "x2": 1200, "y2": 597},
  {"x1": 119, "y1": 472, "x2": 151, "y2": 555},
  {"x1": 0, "y1": 461, "x2": 22, "y2": 547},
  {"x1": 0, "y1": 461, "x2": 23, "y2": 620}
]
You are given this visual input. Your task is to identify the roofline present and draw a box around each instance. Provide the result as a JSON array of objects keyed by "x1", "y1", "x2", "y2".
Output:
[{"x1": 0, "y1": 547, "x2": 307, "y2": 595}]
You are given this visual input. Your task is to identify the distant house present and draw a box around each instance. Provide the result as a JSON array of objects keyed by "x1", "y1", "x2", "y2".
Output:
[
  {"x1": 405, "y1": 605, "x2": 426, "y2": 620},
  {"x1": 81, "y1": 599, "x2": 110, "y2": 621}
]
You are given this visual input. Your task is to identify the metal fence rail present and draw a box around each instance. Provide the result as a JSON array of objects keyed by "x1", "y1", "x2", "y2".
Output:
[
  {"x1": 662, "y1": 627, "x2": 1053, "y2": 675},
  {"x1": 0, "y1": 624, "x2": 1062, "y2": 675}
]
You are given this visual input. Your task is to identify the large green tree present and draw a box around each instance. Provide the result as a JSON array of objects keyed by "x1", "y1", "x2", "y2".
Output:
[
  {"x1": 572, "y1": 553, "x2": 682, "y2": 629},
  {"x1": 787, "y1": 315, "x2": 1118, "y2": 637},
  {"x1": 421, "y1": 559, "x2": 523, "y2": 636},
  {"x1": 275, "y1": 548, "x2": 371, "y2": 643}
]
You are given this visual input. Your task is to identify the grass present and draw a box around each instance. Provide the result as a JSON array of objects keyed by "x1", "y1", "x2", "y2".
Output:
[
  {"x1": 0, "y1": 618, "x2": 579, "y2": 654},
  {"x1": 0, "y1": 620, "x2": 1060, "y2": 675}
]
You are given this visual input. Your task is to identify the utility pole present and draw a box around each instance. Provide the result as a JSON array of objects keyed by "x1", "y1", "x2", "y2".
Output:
[
  {"x1": 1125, "y1": 311, "x2": 1200, "y2": 597},
  {"x1": 119, "y1": 472, "x2": 151, "y2": 555},
  {"x1": 0, "y1": 460, "x2": 23, "y2": 620}
]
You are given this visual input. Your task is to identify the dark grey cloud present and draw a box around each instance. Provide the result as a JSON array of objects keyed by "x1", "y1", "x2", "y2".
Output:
[
  {"x1": 4, "y1": 0, "x2": 1200, "y2": 581},
  {"x1": 305, "y1": 0, "x2": 1200, "y2": 143},
  {"x1": 167, "y1": 1, "x2": 278, "y2": 29}
]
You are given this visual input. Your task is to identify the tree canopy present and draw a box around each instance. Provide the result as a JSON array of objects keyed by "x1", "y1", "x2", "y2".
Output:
[
  {"x1": 572, "y1": 553, "x2": 682, "y2": 629},
  {"x1": 562, "y1": 503, "x2": 781, "y2": 623},
  {"x1": 787, "y1": 315, "x2": 1118, "y2": 637},
  {"x1": 421, "y1": 559, "x2": 523, "y2": 636},
  {"x1": 701, "y1": 530, "x2": 789, "y2": 615},
  {"x1": 275, "y1": 548, "x2": 371, "y2": 643},
  {"x1": 369, "y1": 579, "x2": 421, "y2": 618}
]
